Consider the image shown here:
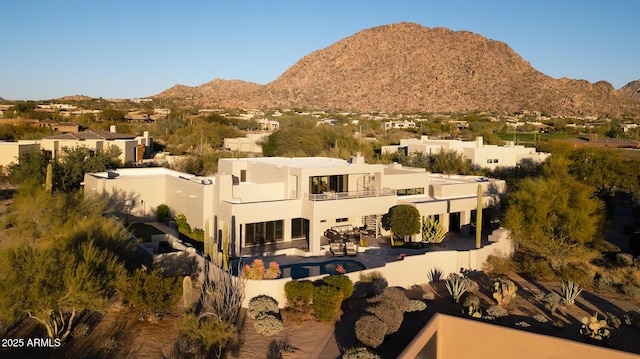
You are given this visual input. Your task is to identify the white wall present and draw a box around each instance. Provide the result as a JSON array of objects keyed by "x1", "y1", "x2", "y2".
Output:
[{"x1": 240, "y1": 228, "x2": 513, "y2": 308}]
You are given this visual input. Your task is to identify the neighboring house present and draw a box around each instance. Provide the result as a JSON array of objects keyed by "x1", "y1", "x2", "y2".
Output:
[
  {"x1": 382, "y1": 136, "x2": 550, "y2": 169},
  {"x1": 35, "y1": 119, "x2": 81, "y2": 133},
  {"x1": 0, "y1": 141, "x2": 40, "y2": 167},
  {"x1": 40, "y1": 126, "x2": 152, "y2": 164},
  {"x1": 0, "y1": 127, "x2": 152, "y2": 166},
  {"x1": 382, "y1": 120, "x2": 416, "y2": 129},
  {"x1": 223, "y1": 133, "x2": 270, "y2": 154},
  {"x1": 259, "y1": 119, "x2": 279, "y2": 131},
  {"x1": 84, "y1": 154, "x2": 505, "y2": 257},
  {"x1": 317, "y1": 119, "x2": 338, "y2": 126},
  {"x1": 620, "y1": 123, "x2": 639, "y2": 132},
  {"x1": 124, "y1": 113, "x2": 152, "y2": 123},
  {"x1": 0, "y1": 105, "x2": 12, "y2": 118}
]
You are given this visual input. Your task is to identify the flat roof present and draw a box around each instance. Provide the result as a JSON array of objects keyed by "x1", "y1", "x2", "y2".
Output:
[
  {"x1": 243, "y1": 157, "x2": 357, "y2": 169},
  {"x1": 87, "y1": 167, "x2": 215, "y2": 184}
]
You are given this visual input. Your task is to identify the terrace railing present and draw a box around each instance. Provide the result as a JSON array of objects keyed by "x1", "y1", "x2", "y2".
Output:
[{"x1": 307, "y1": 187, "x2": 396, "y2": 201}]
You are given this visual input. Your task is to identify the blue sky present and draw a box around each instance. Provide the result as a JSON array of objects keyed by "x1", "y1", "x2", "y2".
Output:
[{"x1": 1, "y1": 0, "x2": 638, "y2": 100}]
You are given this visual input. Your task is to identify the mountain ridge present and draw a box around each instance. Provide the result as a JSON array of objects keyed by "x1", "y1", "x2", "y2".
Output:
[{"x1": 154, "y1": 23, "x2": 640, "y2": 116}]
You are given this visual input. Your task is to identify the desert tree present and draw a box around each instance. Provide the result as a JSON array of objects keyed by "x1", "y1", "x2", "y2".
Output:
[
  {"x1": 384, "y1": 205, "x2": 421, "y2": 242},
  {"x1": 503, "y1": 173, "x2": 603, "y2": 272},
  {"x1": 7, "y1": 148, "x2": 50, "y2": 186},
  {"x1": 0, "y1": 242, "x2": 124, "y2": 341}
]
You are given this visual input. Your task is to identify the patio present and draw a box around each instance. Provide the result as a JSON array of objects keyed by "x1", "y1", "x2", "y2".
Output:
[{"x1": 235, "y1": 230, "x2": 495, "y2": 272}]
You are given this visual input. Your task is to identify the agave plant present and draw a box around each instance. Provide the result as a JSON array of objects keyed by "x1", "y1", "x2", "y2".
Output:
[
  {"x1": 561, "y1": 279, "x2": 583, "y2": 306},
  {"x1": 445, "y1": 273, "x2": 470, "y2": 303}
]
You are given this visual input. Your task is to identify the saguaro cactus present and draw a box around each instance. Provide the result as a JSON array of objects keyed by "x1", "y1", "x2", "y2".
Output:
[
  {"x1": 475, "y1": 184, "x2": 482, "y2": 249},
  {"x1": 222, "y1": 221, "x2": 229, "y2": 271},
  {"x1": 182, "y1": 276, "x2": 192, "y2": 313},
  {"x1": 45, "y1": 163, "x2": 53, "y2": 193},
  {"x1": 203, "y1": 218, "x2": 210, "y2": 260}
]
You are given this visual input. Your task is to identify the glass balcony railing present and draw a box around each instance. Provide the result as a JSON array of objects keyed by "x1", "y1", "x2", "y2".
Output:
[{"x1": 307, "y1": 188, "x2": 396, "y2": 201}]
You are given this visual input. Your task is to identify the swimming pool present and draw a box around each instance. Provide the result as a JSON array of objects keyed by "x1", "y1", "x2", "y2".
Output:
[{"x1": 279, "y1": 259, "x2": 366, "y2": 279}]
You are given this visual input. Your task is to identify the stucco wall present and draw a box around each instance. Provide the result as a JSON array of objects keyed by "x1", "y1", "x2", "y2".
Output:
[{"x1": 240, "y1": 228, "x2": 513, "y2": 308}]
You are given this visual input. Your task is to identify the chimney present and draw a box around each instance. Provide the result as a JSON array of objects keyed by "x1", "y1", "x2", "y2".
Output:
[
  {"x1": 475, "y1": 136, "x2": 483, "y2": 148},
  {"x1": 110, "y1": 125, "x2": 117, "y2": 133},
  {"x1": 349, "y1": 152, "x2": 365, "y2": 165}
]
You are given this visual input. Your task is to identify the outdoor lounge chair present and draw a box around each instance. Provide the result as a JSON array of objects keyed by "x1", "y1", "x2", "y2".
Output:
[
  {"x1": 330, "y1": 242, "x2": 345, "y2": 256},
  {"x1": 345, "y1": 242, "x2": 357, "y2": 256}
]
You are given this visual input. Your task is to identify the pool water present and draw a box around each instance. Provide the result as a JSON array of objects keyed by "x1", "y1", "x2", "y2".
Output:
[{"x1": 279, "y1": 259, "x2": 366, "y2": 279}]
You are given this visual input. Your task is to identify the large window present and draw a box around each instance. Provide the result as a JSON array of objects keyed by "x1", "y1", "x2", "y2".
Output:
[
  {"x1": 397, "y1": 187, "x2": 425, "y2": 196},
  {"x1": 245, "y1": 220, "x2": 283, "y2": 246},
  {"x1": 291, "y1": 218, "x2": 309, "y2": 239},
  {"x1": 310, "y1": 175, "x2": 348, "y2": 194}
]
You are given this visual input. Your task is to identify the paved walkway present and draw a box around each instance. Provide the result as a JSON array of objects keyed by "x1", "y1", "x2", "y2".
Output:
[{"x1": 148, "y1": 221, "x2": 180, "y2": 238}]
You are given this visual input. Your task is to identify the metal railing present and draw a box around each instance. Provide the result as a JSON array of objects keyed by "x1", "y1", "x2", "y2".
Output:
[{"x1": 307, "y1": 188, "x2": 396, "y2": 201}]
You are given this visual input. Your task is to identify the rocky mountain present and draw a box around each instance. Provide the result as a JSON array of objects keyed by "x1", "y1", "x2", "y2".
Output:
[
  {"x1": 621, "y1": 80, "x2": 640, "y2": 102},
  {"x1": 155, "y1": 79, "x2": 261, "y2": 106},
  {"x1": 154, "y1": 23, "x2": 640, "y2": 116}
]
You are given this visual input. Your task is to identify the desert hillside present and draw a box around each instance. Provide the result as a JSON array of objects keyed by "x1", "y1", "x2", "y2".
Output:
[{"x1": 154, "y1": 23, "x2": 640, "y2": 116}]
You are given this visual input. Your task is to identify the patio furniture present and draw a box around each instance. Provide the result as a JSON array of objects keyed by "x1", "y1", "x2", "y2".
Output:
[
  {"x1": 330, "y1": 242, "x2": 345, "y2": 256},
  {"x1": 345, "y1": 242, "x2": 357, "y2": 256}
]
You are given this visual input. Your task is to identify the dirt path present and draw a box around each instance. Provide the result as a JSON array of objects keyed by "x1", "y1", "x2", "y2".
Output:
[{"x1": 228, "y1": 310, "x2": 337, "y2": 359}]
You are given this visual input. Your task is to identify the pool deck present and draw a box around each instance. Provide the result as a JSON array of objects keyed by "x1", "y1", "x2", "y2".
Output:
[{"x1": 233, "y1": 231, "x2": 492, "y2": 271}]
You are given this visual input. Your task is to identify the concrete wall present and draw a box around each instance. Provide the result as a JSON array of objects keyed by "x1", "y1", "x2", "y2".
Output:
[
  {"x1": 233, "y1": 182, "x2": 287, "y2": 202},
  {"x1": 399, "y1": 313, "x2": 638, "y2": 359},
  {"x1": 0, "y1": 141, "x2": 40, "y2": 166}
]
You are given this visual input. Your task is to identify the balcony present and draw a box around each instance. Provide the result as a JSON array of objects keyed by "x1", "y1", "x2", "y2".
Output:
[{"x1": 307, "y1": 188, "x2": 396, "y2": 201}]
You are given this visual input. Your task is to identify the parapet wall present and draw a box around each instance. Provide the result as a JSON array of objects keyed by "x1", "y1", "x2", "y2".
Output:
[{"x1": 242, "y1": 228, "x2": 514, "y2": 308}]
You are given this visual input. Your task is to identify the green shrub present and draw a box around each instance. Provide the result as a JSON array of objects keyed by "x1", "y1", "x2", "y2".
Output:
[
  {"x1": 463, "y1": 293, "x2": 481, "y2": 309},
  {"x1": 605, "y1": 312, "x2": 621, "y2": 329},
  {"x1": 405, "y1": 300, "x2": 427, "y2": 312},
  {"x1": 593, "y1": 272, "x2": 614, "y2": 292},
  {"x1": 157, "y1": 204, "x2": 170, "y2": 222},
  {"x1": 522, "y1": 257, "x2": 555, "y2": 281},
  {"x1": 365, "y1": 302, "x2": 403, "y2": 335},
  {"x1": 543, "y1": 292, "x2": 562, "y2": 313},
  {"x1": 533, "y1": 314, "x2": 548, "y2": 323},
  {"x1": 624, "y1": 309, "x2": 640, "y2": 329},
  {"x1": 355, "y1": 315, "x2": 386, "y2": 348},
  {"x1": 371, "y1": 286, "x2": 409, "y2": 312},
  {"x1": 355, "y1": 271, "x2": 388, "y2": 298},
  {"x1": 482, "y1": 254, "x2": 515, "y2": 277},
  {"x1": 486, "y1": 305, "x2": 508, "y2": 318},
  {"x1": 342, "y1": 346, "x2": 381, "y2": 359},
  {"x1": 558, "y1": 263, "x2": 592, "y2": 289},
  {"x1": 616, "y1": 253, "x2": 635, "y2": 267},
  {"x1": 191, "y1": 228, "x2": 204, "y2": 242},
  {"x1": 247, "y1": 295, "x2": 279, "y2": 319},
  {"x1": 117, "y1": 269, "x2": 181, "y2": 321},
  {"x1": 620, "y1": 283, "x2": 640, "y2": 299},
  {"x1": 323, "y1": 275, "x2": 354, "y2": 300},
  {"x1": 313, "y1": 285, "x2": 343, "y2": 322},
  {"x1": 284, "y1": 280, "x2": 314, "y2": 310},
  {"x1": 253, "y1": 312, "x2": 283, "y2": 336}
]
